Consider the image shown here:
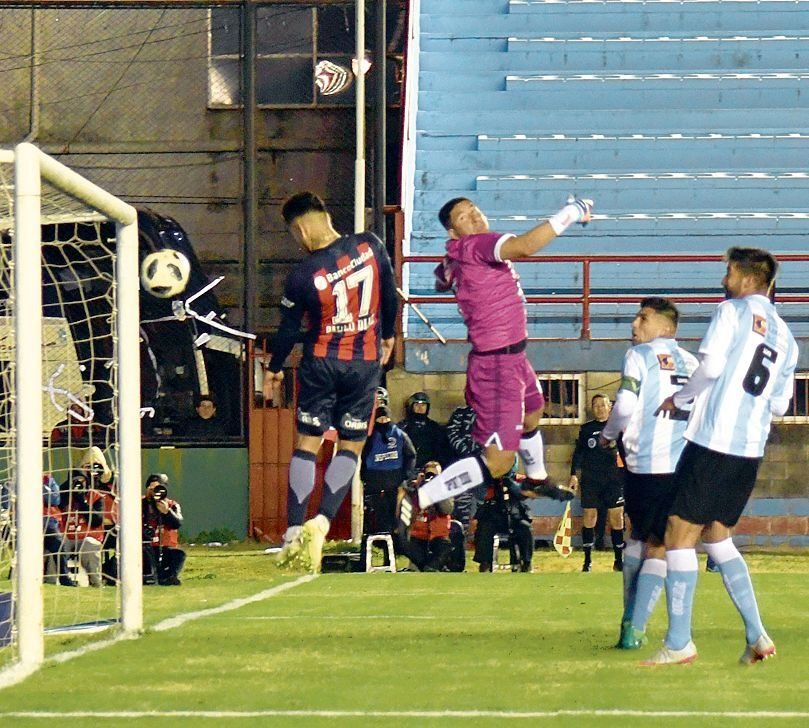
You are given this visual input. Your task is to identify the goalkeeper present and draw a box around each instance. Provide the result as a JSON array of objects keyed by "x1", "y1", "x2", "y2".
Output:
[{"x1": 414, "y1": 197, "x2": 593, "y2": 513}]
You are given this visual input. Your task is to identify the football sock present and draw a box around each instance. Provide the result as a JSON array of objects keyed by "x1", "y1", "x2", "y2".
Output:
[
  {"x1": 664, "y1": 548, "x2": 699, "y2": 651},
  {"x1": 582, "y1": 526, "x2": 595, "y2": 564},
  {"x1": 318, "y1": 450, "x2": 359, "y2": 521},
  {"x1": 621, "y1": 538, "x2": 643, "y2": 623},
  {"x1": 287, "y1": 449, "x2": 317, "y2": 526},
  {"x1": 417, "y1": 455, "x2": 488, "y2": 508},
  {"x1": 704, "y1": 538, "x2": 765, "y2": 644},
  {"x1": 518, "y1": 427, "x2": 548, "y2": 479},
  {"x1": 631, "y1": 557, "x2": 666, "y2": 632},
  {"x1": 612, "y1": 528, "x2": 625, "y2": 564}
]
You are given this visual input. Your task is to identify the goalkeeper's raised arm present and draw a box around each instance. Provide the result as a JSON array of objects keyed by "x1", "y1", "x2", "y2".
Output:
[{"x1": 498, "y1": 197, "x2": 593, "y2": 261}]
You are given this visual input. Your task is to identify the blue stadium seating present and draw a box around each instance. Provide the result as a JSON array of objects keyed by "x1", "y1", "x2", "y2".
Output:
[{"x1": 406, "y1": 0, "x2": 809, "y2": 369}]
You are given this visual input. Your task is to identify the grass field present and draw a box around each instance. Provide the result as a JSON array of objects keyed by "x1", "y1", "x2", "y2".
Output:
[{"x1": 1, "y1": 546, "x2": 808, "y2": 727}]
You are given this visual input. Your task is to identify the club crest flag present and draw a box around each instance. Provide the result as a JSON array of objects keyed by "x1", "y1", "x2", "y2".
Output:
[{"x1": 553, "y1": 502, "x2": 573, "y2": 558}]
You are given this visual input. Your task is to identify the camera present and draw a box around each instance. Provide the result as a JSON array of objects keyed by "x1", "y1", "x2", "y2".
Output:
[
  {"x1": 71, "y1": 474, "x2": 88, "y2": 490},
  {"x1": 151, "y1": 484, "x2": 168, "y2": 501}
]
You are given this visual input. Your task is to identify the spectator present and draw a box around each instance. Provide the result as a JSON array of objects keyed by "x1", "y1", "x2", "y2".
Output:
[
  {"x1": 473, "y1": 473, "x2": 534, "y2": 573},
  {"x1": 403, "y1": 462, "x2": 454, "y2": 571},
  {"x1": 361, "y1": 405, "x2": 417, "y2": 547},
  {"x1": 569, "y1": 394, "x2": 626, "y2": 572},
  {"x1": 184, "y1": 395, "x2": 226, "y2": 439},
  {"x1": 42, "y1": 474, "x2": 76, "y2": 587},
  {"x1": 142, "y1": 473, "x2": 186, "y2": 586},
  {"x1": 397, "y1": 391, "x2": 448, "y2": 468}
]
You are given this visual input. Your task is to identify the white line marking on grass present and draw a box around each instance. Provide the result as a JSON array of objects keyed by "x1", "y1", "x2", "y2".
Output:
[
  {"x1": 151, "y1": 574, "x2": 317, "y2": 632},
  {"x1": 238, "y1": 614, "x2": 437, "y2": 620},
  {"x1": 2, "y1": 710, "x2": 809, "y2": 720},
  {"x1": 0, "y1": 575, "x2": 316, "y2": 691}
]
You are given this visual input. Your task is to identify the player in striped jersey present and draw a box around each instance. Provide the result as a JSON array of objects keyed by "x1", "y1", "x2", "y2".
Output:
[
  {"x1": 264, "y1": 192, "x2": 398, "y2": 573},
  {"x1": 644, "y1": 247, "x2": 798, "y2": 666},
  {"x1": 599, "y1": 297, "x2": 698, "y2": 650}
]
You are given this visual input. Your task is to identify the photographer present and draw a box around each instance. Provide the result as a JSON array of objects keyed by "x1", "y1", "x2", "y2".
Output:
[
  {"x1": 78, "y1": 447, "x2": 119, "y2": 585},
  {"x1": 142, "y1": 473, "x2": 185, "y2": 586},
  {"x1": 473, "y1": 473, "x2": 534, "y2": 573},
  {"x1": 400, "y1": 462, "x2": 454, "y2": 572},
  {"x1": 59, "y1": 468, "x2": 106, "y2": 587}
]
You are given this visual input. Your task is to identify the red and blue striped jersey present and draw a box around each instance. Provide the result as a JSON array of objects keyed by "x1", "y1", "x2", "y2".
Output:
[{"x1": 269, "y1": 232, "x2": 397, "y2": 369}]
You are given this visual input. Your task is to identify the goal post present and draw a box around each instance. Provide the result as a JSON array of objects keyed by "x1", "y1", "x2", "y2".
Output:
[{"x1": 1, "y1": 142, "x2": 142, "y2": 679}]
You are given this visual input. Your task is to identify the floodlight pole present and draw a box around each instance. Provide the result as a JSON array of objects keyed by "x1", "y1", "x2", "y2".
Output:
[
  {"x1": 242, "y1": 1, "x2": 258, "y2": 332},
  {"x1": 354, "y1": 0, "x2": 366, "y2": 233},
  {"x1": 351, "y1": 1, "x2": 367, "y2": 543},
  {"x1": 373, "y1": 0, "x2": 386, "y2": 242}
]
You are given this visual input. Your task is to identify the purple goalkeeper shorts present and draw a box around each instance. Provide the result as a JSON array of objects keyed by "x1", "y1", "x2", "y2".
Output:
[{"x1": 466, "y1": 350, "x2": 545, "y2": 452}]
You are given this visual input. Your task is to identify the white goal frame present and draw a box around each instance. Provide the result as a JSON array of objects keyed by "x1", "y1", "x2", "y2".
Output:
[{"x1": 1, "y1": 142, "x2": 142, "y2": 677}]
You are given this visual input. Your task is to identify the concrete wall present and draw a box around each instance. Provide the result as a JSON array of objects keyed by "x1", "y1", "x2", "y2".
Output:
[{"x1": 385, "y1": 368, "x2": 808, "y2": 501}]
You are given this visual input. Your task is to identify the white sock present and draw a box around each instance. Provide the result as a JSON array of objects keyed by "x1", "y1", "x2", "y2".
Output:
[
  {"x1": 418, "y1": 456, "x2": 485, "y2": 508},
  {"x1": 519, "y1": 428, "x2": 548, "y2": 479},
  {"x1": 283, "y1": 526, "x2": 302, "y2": 546}
]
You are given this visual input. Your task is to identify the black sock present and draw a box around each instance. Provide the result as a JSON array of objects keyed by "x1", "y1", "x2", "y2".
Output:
[
  {"x1": 612, "y1": 528, "x2": 625, "y2": 562},
  {"x1": 582, "y1": 526, "x2": 594, "y2": 562}
]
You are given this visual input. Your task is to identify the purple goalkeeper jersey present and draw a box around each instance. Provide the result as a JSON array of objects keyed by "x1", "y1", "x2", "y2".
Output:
[{"x1": 443, "y1": 231, "x2": 528, "y2": 352}]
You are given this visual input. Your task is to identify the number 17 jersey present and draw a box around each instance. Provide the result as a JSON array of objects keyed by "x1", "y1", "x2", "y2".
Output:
[
  {"x1": 685, "y1": 294, "x2": 798, "y2": 458},
  {"x1": 271, "y1": 231, "x2": 398, "y2": 368}
]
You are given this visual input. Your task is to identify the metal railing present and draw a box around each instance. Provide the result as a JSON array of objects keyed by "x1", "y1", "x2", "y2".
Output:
[{"x1": 396, "y1": 252, "x2": 809, "y2": 341}]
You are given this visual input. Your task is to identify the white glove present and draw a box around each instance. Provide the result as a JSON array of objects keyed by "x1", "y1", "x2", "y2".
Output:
[{"x1": 548, "y1": 196, "x2": 594, "y2": 235}]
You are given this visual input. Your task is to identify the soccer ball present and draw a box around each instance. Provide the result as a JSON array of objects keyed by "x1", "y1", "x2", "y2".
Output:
[{"x1": 140, "y1": 249, "x2": 191, "y2": 299}]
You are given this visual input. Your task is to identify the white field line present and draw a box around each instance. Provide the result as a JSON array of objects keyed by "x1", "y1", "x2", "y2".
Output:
[
  {"x1": 1, "y1": 709, "x2": 809, "y2": 720},
  {"x1": 237, "y1": 614, "x2": 438, "y2": 620},
  {"x1": 151, "y1": 574, "x2": 317, "y2": 632},
  {"x1": 0, "y1": 575, "x2": 316, "y2": 691}
]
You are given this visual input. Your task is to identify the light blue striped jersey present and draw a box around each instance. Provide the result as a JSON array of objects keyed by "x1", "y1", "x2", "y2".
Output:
[
  {"x1": 685, "y1": 295, "x2": 798, "y2": 458},
  {"x1": 619, "y1": 338, "x2": 698, "y2": 474}
]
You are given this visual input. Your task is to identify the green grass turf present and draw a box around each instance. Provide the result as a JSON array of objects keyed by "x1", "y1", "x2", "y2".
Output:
[{"x1": 1, "y1": 546, "x2": 808, "y2": 727}]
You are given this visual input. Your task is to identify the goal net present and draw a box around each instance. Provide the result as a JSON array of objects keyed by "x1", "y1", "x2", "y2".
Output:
[{"x1": 0, "y1": 144, "x2": 142, "y2": 683}]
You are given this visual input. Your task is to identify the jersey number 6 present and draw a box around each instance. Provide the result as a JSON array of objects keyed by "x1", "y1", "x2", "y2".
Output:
[{"x1": 742, "y1": 343, "x2": 778, "y2": 397}]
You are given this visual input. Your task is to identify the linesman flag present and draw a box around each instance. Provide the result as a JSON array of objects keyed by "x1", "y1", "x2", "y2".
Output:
[{"x1": 553, "y1": 502, "x2": 573, "y2": 558}]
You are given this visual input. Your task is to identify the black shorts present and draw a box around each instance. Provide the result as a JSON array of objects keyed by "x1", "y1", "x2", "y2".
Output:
[
  {"x1": 670, "y1": 442, "x2": 761, "y2": 528},
  {"x1": 580, "y1": 474, "x2": 625, "y2": 511},
  {"x1": 623, "y1": 471, "x2": 679, "y2": 544},
  {"x1": 296, "y1": 357, "x2": 380, "y2": 441}
]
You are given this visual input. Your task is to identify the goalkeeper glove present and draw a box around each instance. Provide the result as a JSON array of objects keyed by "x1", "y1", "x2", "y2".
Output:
[{"x1": 548, "y1": 196, "x2": 594, "y2": 235}]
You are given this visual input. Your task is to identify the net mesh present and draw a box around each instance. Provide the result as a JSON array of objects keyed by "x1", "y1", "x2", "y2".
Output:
[
  {"x1": 0, "y1": 159, "x2": 121, "y2": 668},
  {"x1": 0, "y1": 160, "x2": 106, "y2": 232}
]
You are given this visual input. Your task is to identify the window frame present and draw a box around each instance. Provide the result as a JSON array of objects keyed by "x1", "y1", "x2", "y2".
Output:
[
  {"x1": 537, "y1": 373, "x2": 586, "y2": 425},
  {"x1": 207, "y1": 3, "x2": 403, "y2": 110}
]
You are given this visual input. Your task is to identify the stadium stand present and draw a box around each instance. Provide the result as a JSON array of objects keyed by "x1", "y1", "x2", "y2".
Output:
[{"x1": 403, "y1": 0, "x2": 809, "y2": 362}]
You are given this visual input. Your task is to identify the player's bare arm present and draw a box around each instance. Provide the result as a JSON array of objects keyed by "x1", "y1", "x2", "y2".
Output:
[
  {"x1": 380, "y1": 336, "x2": 395, "y2": 365},
  {"x1": 499, "y1": 197, "x2": 593, "y2": 261}
]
